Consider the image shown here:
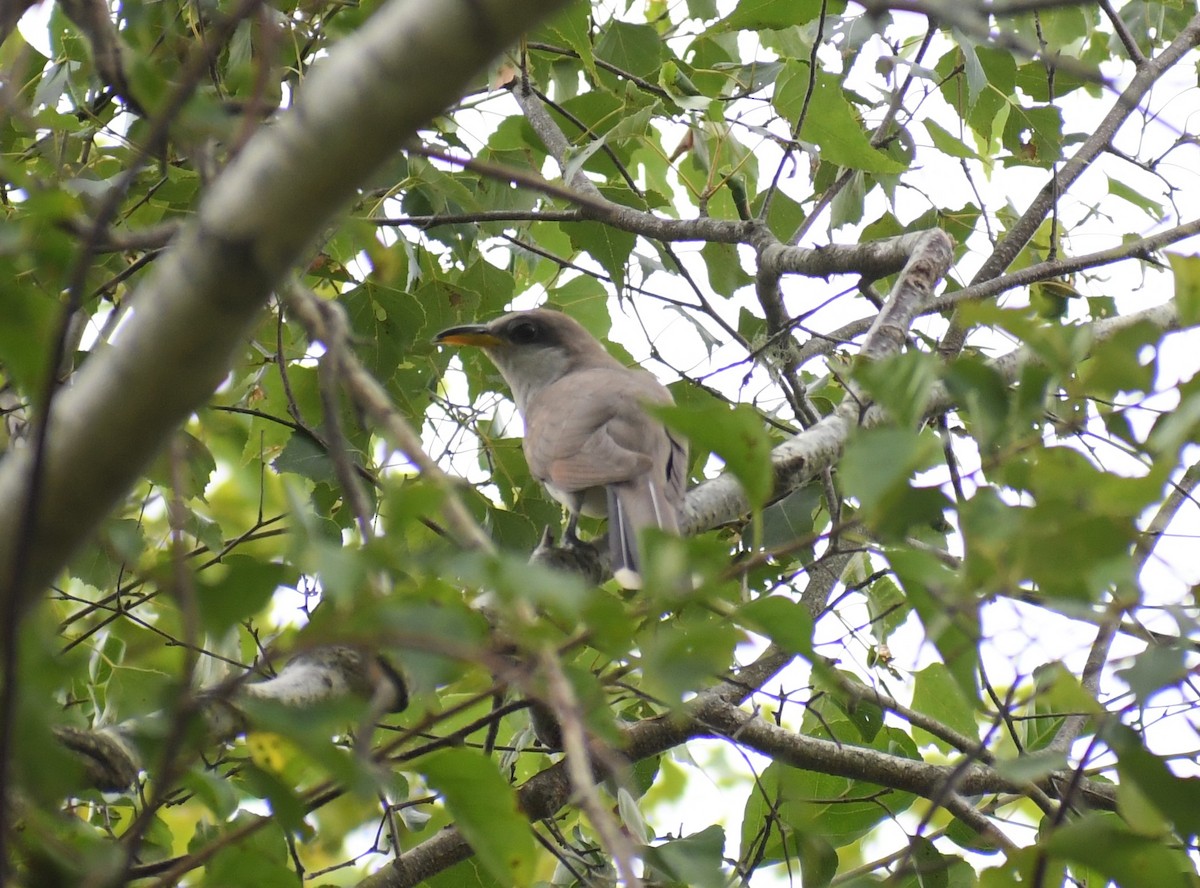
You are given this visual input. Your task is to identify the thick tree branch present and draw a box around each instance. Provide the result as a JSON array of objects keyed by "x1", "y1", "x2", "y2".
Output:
[
  {"x1": 693, "y1": 699, "x2": 1109, "y2": 809},
  {"x1": 0, "y1": 0, "x2": 571, "y2": 618}
]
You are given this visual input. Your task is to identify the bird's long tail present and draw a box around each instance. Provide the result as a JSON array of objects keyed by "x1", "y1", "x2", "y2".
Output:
[{"x1": 608, "y1": 477, "x2": 679, "y2": 589}]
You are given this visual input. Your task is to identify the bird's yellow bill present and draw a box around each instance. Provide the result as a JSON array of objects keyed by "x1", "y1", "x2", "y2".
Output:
[{"x1": 434, "y1": 327, "x2": 504, "y2": 348}]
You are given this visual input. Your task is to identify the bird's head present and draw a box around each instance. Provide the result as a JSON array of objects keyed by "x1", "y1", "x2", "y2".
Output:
[{"x1": 435, "y1": 309, "x2": 613, "y2": 410}]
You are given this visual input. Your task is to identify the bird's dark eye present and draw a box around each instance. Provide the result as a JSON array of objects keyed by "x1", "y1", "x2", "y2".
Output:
[{"x1": 509, "y1": 321, "x2": 540, "y2": 344}]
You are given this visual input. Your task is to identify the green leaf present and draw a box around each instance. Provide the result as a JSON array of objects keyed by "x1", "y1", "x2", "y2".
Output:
[
  {"x1": 839, "y1": 426, "x2": 946, "y2": 538},
  {"x1": 197, "y1": 814, "x2": 295, "y2": 884},
  {"x1": 1108, "y1": 723, "x2": 1200, "y2": 841},
  {"x1": 774, "y1": 65, "x2": 906, "y2": 174},
  {"x1": 1116, "y1": 644, "x2": 1188, "y2": 707},
  {"x1": 946, "y1": 819, "x2": 1004, "y2": 858},
  {"x1": 640, "y1": 609, "x2": 742, "y2": 704},
  {"x1": 760, "y1": 483, "x2": 820, "y2": 551},
  {"x1": 425, "y1": 860, "x2": 505, "y2": 888},
  {"x1": 180, "y1": 767, "x2": 239, "y2": 820},
  {"x1": 546, "y1": 276, "x2": 611, "y2": 338},
  {"x1": 991, "y1": 749, "x2": 1067, "y2": 784},
  {"x1": 937, "y1": 43, "x2": 1015, "y2": 150},
  {"x1": 272, "y1": 432, "x2": 335, "y2": 483},
  {"x1": 1169, "y1": 252, "x2": 1200, "y2": 327},
  {"x1": 421, "y1": 748, "x2": 536, "y2": 887},
  {"x1": 659, "y1": 60, "x2": 710, "y2": 111},
  {"x1": 1025, "y1": 662, "x2": 1093, "y2": 751},
  {"x1": 737, "y1": 595, "x2": 815, "y2": 659},
  {"x1": 546, "y1": 4, "x2": 595, "y2": 81},
  {"x1": 197, "y1": 556, "x2": 296, "y2": 635},
  {"x1": 70, "y1": 516, "x2": 149, "y2": 590},
  {"x1": 751, "y1": 186, "x2": 807, "y2": 240},
  {"x1": 593, "y1": 21, "x2": 664, "y2": 80},
  {"x1": 655, "y1": 400, "x2": 773, "y2": 510},
  {"x1": 813, "y1": 668, "x2": 884, "y2": 741},
  {"x1": 923, "y1": 119, "x2": 977, "y2": 159},
  {"x1": 889, "y1": 548, "x2": 980, "y2": 703},
  {"x1": 911, "y1": 663, "x2": 978, "y2": 753},
  {"x1": 145, "y1": 430, "x2": 216, "y2": 501},
  {"x1": 0, "y1": 287, "x2": 58, "y2": 393},
  {"x1": 617, "y1": 786, "x2": 651, "y2": 844},
  {"x1": 568, "y1": 221, "x2": 635, "y2": 293},
  {"x1": 606, "y1": 102, "x2": 659, "y2": 146},
  {"x1": 908, "y1": 835, "x2": 950, "y2": 888},
  {"x1": 701, "y1": 240, "x2": 754, "y2": 296},
  {"x1": 864, "y1": 574, "x2": 909, "y2": 644},
  {"x1": 854, "y1": 350, "x2": 938, "y2": 429},
  {"x1": 347, "y1": 599, "x2": 490, "y2": 696},
  {"x1": 238, "y1": 764, "x2": 309, "y2": 835},
  {"x1": 15, "y1": 632, "x2": 89, "y2": 809},
  {"x1": 829, "y1": 168, "x2": 865, "y2": 229},
  {"x1": 743, "y1": 730, "x2": 919, "y2": 852},
  {"x1": 797, "y1": 834, "x2": 838, "y2": 888},
  {"x1": 451, "y1": 549, "x2": 591, "y2": 624},
  {"x1": 1042, "y1": 811, "x2": 1191, "y2": 885},
  {"x1": 1001, "y1": 102, "x2": 1063, "y2": 168},
  {"x1": 710, "y1": 0, "x2": 844, "y2": 33},
  {"x1": 1148, "y1": 373, "x2": 1200, "y2": 456},
  {"x1": 1076, "y1": 319, "x2": 1158, "y2": 398},
  {"x1": 959, "y1": 40, "x2": 988, "y2": 106},
  {"x1": 643, "y1": 825, "x2": 727, "y2": 888},
  {"x1": 1108, "y1": 175, "x2": 1164, "y2": 218}
]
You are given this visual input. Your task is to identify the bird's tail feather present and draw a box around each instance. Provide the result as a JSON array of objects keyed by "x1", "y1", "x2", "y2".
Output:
[
  {"x1": 608, "y1": 484, "x2": 641, "y2": 588},
  {"x1": 608, "y1": 479, "x2": 679, "y2": 589}
]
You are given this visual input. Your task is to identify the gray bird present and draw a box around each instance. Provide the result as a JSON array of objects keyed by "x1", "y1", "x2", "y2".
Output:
[{"x1": 436, "y1": 309, "x2": 686, "y2": 587}]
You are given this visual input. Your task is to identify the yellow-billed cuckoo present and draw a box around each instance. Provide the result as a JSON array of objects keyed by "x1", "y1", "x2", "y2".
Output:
[{"x1": 436, "y1": 309, "x2": 686, "y2": 587}]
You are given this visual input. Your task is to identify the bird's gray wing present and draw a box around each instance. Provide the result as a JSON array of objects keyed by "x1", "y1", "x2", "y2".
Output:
[
  {"x1": 523, "y1": 369, "x2": 657, "y2": 492},
  {"x1": 525, "y1": 367, "x2": 687, "y2": 584},
  {"x1": 607, "y1": 415, "x2": 686, "y2": 582}
]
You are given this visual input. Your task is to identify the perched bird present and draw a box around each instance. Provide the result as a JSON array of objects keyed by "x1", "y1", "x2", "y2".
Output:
[{"x1": 436, "y1": 309, "x2": 686, "y2": 587}]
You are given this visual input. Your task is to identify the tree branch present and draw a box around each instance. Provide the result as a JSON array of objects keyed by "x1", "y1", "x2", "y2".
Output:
[
  {"x1": 56, "y1": 645, "x2": 407, "y2": 793},
  {"x1": 0, "y1": 0, "x2": 570, "y2": 618},
  {"x1": 684, "y1": 229, "x2": 955, "y2": 533},
  {"x1": 940, "y1": 11, "x2": 1200, "y2": 355}
]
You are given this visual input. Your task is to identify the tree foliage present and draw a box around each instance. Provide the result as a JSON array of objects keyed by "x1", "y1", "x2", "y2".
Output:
[{"x1": 1, "y1": 0, "x2": 1199, "y2": 886}]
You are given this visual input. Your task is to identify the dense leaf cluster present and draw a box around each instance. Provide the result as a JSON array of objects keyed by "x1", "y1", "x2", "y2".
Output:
[{"x1": 0, "y1": 0, "x2": 1199, "y2": 886}]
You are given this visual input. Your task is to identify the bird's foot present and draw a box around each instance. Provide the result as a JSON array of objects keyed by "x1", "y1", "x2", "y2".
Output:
[
  {"x1": 529, "y1": 526, "x2": 606, "y2": 586},
  {"x1": 562, "y1": 525, "x2": 587, "y2": 550}
]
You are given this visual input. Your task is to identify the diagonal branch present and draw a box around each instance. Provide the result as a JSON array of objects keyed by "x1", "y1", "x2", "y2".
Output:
[
  {"x1": 689, "y1": 299, "x2": 1184, "y2": 535},
  {"x1": 0, "y1": 0, "x2": 569, "y2": 619},
  {"x1": 685, "y1": 229, "x2": 954, "y2": 534},
  {"x1": 940, "y1": 12, "x2": 1200, "y2": 355},
  {"x1": 362, "y1": 634, "x2": 1117, "y2": 888},
  {"x1": 281, "y1": 282, "x2": 493, "y2": 552}
]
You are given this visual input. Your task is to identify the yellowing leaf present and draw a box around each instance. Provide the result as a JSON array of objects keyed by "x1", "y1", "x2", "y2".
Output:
[{"x1": 246, "y1": 732, "x2": 289, "y2": 773}]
